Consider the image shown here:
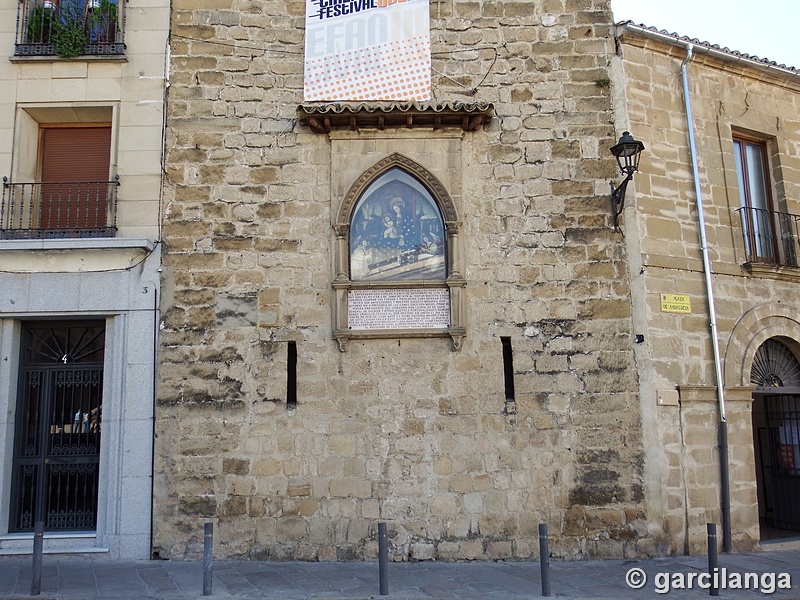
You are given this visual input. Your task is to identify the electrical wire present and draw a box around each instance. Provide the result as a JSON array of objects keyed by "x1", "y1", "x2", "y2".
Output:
[
  {"x1": 0, "y1": 241, "x2": 160, "y2": 275},
  {"x1": 169, "y1": 34, "x2": 502, "y2": 95},
  {"x1": 171, "y1": 34, "x2": 303, "y2": 56}
]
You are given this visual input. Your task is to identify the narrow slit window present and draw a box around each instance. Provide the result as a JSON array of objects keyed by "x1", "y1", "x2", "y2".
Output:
[
  {"x1": 501, "y1": 336, "x2": 515, "y2": 402},
  {"x1": 287, "y1": 341, "x2": 297, "y2": 407}
]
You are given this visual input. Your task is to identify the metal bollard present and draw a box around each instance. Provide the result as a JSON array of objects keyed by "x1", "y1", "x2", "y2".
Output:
[
  {"x1": 203, "y1": 522, "x2": 213, "y2": 596},
  {"x1": 707, "y1": 523, "x2": 718, "y2": 597},
  {"x1": 539, "y1": 523, "x2": 551, "y2": 597},
  {"x1": 378, "y1": 522, "x2": 389, "y2": 596},
  {"x1": 31, "y1": 521, "x2": 44, "y2": 596}
]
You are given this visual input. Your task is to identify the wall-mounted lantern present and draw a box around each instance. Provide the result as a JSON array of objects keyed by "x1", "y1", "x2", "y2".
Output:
[{"x1": 609, "y1": 131, "x2": 645, "y2": 229}]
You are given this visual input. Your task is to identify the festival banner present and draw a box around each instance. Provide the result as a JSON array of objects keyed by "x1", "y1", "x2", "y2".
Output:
[{"x1": 304, "y1": 0, "x2": 431, "y2": 102}]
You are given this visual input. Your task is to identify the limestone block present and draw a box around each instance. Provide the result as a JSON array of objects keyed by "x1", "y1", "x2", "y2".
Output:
[
  {"x1": 360, "y1": 499, "x2": 380, "y2": 520},
  {"x1": 463, "y1": 492, "x2": 484, "y2": 514},
  {"x1": 461, "y1": 540, "x2": 485, "y2": 560},
  {"x1": 449, "y1": 475, "x2": 473, "y2": 493},
  {"x1": 472, "y1": 473, "x2": 493, "y2": 492},
  {"x1": 430, "y1": 494, "x2": 461, "y2": 516},
  {"x1": 330, "y1": 479, "x2": 372, "y2": 498},
  {"x1": 277, "y1": 516, "x2": 307, "y2": 541},
  {"x1": 253, "y1": 458, "x2": 281, "y2": 476},
  {"x1": 486, "y1": 540, "x2": 513, "y2": 559},
  {"x1": 436, "y1": 541, "x2": 461, "y2": 560},
  {"x1": 287, "y1": 482, "x2": 311, "y2": 497},
  {"x1": 411, "y1": 543, "x2": 436, "y2": 560},
  {"x1": 226, "y1": 476, "x2": 254, "y2": 497}
]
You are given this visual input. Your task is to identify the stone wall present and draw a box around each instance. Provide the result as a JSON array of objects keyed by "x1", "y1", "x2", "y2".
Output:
[
  {"x1": 153, "y1": 0, "x2": 652, "y2": 560},
  {"x1": 613, "y1": 28, "x2": 800, "y2": 554}
]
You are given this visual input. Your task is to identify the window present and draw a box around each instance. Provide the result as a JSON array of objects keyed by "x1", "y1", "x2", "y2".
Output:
[
  {"x1": 2, "y1": 108, "x2": 119, "y2": 239},
  {"x1": 15, "y1": 0, "x2": 124, "y2": 58},
  {"x1": 332, "y1": 153, "x2": 465, "y2": 351},
  {"x1": 40, "y1": 126, "x2": 112, "y2": 230},
  {"x1": 734, "y1": 135, "x2": 777, "y2": 262}
]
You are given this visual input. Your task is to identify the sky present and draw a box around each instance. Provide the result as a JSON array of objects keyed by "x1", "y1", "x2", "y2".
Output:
[{"x1": 609, "y1": 0, "x2": 800, "y2": 69}]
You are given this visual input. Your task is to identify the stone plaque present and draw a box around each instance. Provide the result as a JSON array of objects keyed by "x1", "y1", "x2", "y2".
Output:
[{"x1": 348, "y1": 288, "x2": 450, "y2": 329}]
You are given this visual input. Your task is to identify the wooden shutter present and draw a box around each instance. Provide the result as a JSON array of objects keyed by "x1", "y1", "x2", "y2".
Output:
[{"x1": 40, "y1": 127, "x2": 112, "y2": 230}]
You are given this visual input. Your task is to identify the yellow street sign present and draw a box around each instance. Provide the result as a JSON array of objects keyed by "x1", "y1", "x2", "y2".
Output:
[{"x1": 661, "y1": 293, "x2": 691, "y2": 314}]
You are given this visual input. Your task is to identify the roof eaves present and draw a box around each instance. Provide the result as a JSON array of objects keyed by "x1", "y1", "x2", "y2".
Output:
[
  {"x1": 616, "y1": 20, "x2": 799, "y2": 79},
  {"x1": 297, "y1": 101, "x2": 494, "y2": 133}
]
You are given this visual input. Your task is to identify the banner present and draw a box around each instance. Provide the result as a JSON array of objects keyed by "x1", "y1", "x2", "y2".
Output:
[{"x1": 304, "y1": 0, "x2": 431, "y2": 102}]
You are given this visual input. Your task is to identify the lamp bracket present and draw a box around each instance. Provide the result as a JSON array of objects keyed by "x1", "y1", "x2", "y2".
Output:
[{"x1": 609, "y1": 172, "x2": 634, "y2": 230}]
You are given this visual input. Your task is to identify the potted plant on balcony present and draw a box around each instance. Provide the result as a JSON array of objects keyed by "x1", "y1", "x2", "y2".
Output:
[
  {"x1": 26, "y1": 2, "x2": 57, "y2": 44},
  {"x1": 87, "y1": 0, "x2": 118, "y2": 44},
  {"x1": 50, "y1": 0, "x2": 88, "y2": 57}
]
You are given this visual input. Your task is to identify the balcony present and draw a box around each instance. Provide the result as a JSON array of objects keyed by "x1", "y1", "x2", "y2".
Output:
[
  {"x1": 737, "y1": 206, "x2": 800, "y2": 268},
  {"x1": 1, "y1": 177, "x2": 119, "y2": 239},
  {"x1": 14, "y1": 0, "x2": 124, "y2": 58}
]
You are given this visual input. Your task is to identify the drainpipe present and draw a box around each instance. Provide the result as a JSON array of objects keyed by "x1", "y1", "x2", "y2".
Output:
[{"x1": 680, "y1": 45, "x2": 732, "y2": 553}]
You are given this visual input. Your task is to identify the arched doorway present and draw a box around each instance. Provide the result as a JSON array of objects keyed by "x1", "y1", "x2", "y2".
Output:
[{"x1": 751, "y1": 338, "x2": 800, "y2": 538}]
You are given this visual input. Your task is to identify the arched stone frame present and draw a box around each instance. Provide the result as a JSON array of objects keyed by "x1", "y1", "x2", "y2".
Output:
[
  {"x1": 725, "y1": 303, "x2": 800, "y2": 540},
  {"x1": 724, "y1": 302, "x2": 800, "y2": 387},
  {"x1": 332, "y1": 153, "x2": 466, "y2": 351}
]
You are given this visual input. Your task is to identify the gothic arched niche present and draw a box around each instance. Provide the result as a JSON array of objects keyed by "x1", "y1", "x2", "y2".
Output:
[
  {"x1": 332, "y1": 154, "x2": 465, "y2": 351},
  {"x1": 335, "y1": 153, "x2": 458, "y2": 229}
]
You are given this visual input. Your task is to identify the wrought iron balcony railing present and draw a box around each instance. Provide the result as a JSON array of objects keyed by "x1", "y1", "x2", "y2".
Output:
[
  {"x1": 736, "y1": 206, "x2": 800, "y2": 268},
  {"x1": 1, "y1": 176, "x2": 119, "y2": 239},
  {"x1": 15, "y1": 0, "x2": 124, "y2": 57}
]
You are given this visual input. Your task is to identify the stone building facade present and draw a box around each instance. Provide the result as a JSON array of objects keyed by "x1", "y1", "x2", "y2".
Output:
[
  {"x1": 0, "y1": 0, "x2": 168, "y2": 558},
  {"x1": 4, "y1": 0, "x2": 798, "y2": 563},
  {"x1": 612, "y1": 23, "x2": 800, "y2": 554},
  {"x1": 154, "y1": 1, "x2": 655, "y2": 560}
]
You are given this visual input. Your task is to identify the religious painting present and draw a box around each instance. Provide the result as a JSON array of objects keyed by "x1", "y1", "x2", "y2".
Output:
[{"x1": 350, "y1": 167, "x2": 445, "y2": 281}]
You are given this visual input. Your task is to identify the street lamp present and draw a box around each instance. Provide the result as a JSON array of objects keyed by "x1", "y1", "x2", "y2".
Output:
[{"x1": 609, "y1": 131, "x2": 645, "y2": 229}]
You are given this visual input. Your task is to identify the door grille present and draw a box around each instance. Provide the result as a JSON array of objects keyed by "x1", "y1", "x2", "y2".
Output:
[{"x1": 10, "y1": 323, "x2": 104, "y2": 532}]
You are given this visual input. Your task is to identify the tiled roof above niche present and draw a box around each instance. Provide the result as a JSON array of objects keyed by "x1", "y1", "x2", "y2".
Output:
[{"x1": 297, "y1": 101, "x2": 494, "y2": 133}]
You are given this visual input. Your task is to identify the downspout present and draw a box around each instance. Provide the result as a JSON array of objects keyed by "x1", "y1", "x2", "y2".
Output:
[{"x1": 680, "y1": 45, "x2": 732, "y2": 553}]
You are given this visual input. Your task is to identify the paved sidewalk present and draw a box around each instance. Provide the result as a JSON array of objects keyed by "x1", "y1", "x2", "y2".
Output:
[{"x1": 1, "y1": 547, "x2": 800, "y2": 599}]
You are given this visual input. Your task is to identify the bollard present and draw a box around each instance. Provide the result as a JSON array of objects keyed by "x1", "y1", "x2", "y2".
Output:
[
  {"x1": 539, "y1": 523, "x2": 551, "y2": 597},
  {"x1": 203, "y1": 522, "x2": 213, "y2": 596},
  {"x1": 378, "y1": 522, "x2": 389, "y2": 596},
  {"x1": 707, "y1": 523, "x2": 718, "y2": 597},
  {"x1": 31, "y1": 521, "x2": 44, "y2": 596}
]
